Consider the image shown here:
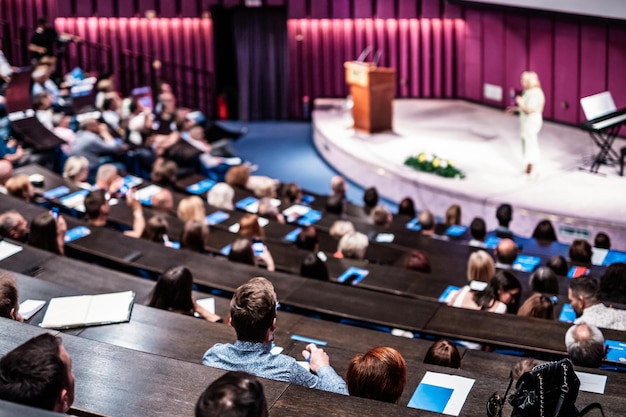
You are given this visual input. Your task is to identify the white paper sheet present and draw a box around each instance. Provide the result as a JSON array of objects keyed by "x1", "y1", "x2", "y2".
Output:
[{"x1": 575, "y1": 371, "x2": 607, "y2": 394}]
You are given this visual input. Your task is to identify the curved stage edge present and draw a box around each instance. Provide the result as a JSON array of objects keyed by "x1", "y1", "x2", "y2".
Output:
[{"x1": 312, "y1": 99, "x2": 626, "y2": 251}]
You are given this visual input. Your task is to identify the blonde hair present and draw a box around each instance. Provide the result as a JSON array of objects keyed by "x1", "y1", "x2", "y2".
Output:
[
  {"x1": 207, "y1": 182, "x2": 234, "y2": 210},
  {"x1": 522, "y1": 71, "x2": 541, "y2": 88},
  {"x1": 63, "y1": 156, "x2": 89, "y2": 181},
  {"x1": 177, "y1": 196, "x2": 206, "y2": 222},
  {"x1": 467, "y1": 250, "x2": 495, "y2": 283},
  {"x1": 239, "y1": 214, "x2": 264, "y2": 239}
]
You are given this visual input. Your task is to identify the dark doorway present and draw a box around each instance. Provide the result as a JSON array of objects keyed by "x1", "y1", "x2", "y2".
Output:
[{"x1": 211, "y1": 7, "x2": 239, "y2": 120}]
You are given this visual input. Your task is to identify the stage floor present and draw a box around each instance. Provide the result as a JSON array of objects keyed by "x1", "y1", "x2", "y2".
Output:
[{"x1": 312, "y1": 99, "x2": 626, "y2": 250}]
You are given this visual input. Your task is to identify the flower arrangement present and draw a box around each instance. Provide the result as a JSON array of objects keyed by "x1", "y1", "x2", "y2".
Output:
[{"x1": 404, "y1": 152, "x2": 465, "y2": 179}]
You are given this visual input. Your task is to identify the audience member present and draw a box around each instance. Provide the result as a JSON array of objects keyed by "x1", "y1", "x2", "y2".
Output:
[
  {"x1": 362, "y1": 187, "x2": 378, "y2": 215},
  {"x1": 531, "y1": 219, "x2": 557, "y2": 244},
  {"x1": 150, "y1": 188, "x2": 175, "y2": 214},
  {"x1": 52, "y1": 113, "x2": 76, "y2": 155},
  {"x1": 402, "y1": 250, "x2": 431, "y2": 273},
  {"x1": 569, "y1": 276, "x2": 626, "y2": 331},
  {"x1": 6, "y1": 175, "x2": 35, "y2": 202},
  {"x1": 494, "y1": 238, "x2": 518, "y2": 269},
  {"x1": 469, "y1": 217, "x2": 487, "y2": 247},
  {"x1": 258, "y1": 197, "x2": 284, "y2": 224},
  {"x1": 418, "y1": 209, "x2": 435, "y2": 235},
  {"x1": 225, "y1": 165, "x2": 250, "y2": 189},
  {"x1": 177, "y1": 195, "x2": 205, "y2": 222},
  {"x1": 599, "y1": 263, "x2": 626, "y2": 305},
  {"x1": 70, "y1": 117, "x2": 124, "y2": 178},
  {"x1": 346, "y1": 347, "x2": 406, "y2": 403},
  {"x1": 295, "y1": 226, "x2": 318, "y2": 251},
  {"x1": 195, "y1": 371, "x2": 268, "y2": 417},
  {"x1": 202, "y1": 277, "x2": 347, "y2": 394},
  {"x1": 594, "y1": 232, "x2": 611, "y2": 250},
  {"x1": 280, "y1": 182, "x2": 302, "y2": 206},
  {"x1": 300, "y1": 253, "x2": 329, "y2": 281},
  {"x1": 528, "y1": 266, "x2": 559, "y2": 295},
  {"x1": 228, "y1": 238, "x2": 275, "y2": 272},
  {"x1": 207, "y1": 182, "x2": 235, "y2": 210},
  {"x1": 371, "y1": 205, "x2": 392, "y2": 227},
  {"x1": 238, "y1": 214, "x2": 264, "y2": 240},
  {"x1": 448, "y1": 251, "x2": 502, "y2": 312},
  {"x1": 84, "y1": 189, "x2": 145, "y2": 238},
  {"x1": 337, "y1": 231, "x2": 368, "y2": 260},
  {"x1": 397, "y1": 197, "x2": 416, "y2": 218},
  {"x1": 423, "y1": 340, "x2": 461, "y2": 369},
  {"x1": 466, "y1": 250, "x2": 496, "y2": 283},
  {"x1": 0, "y1": 334, "x2": 74, "y2": 413},
  {"x1": 444, "y1": 204, "x2": 461, "y2": 226},
  {"x1": 94, "y1": 164, "x2": 123, "y2": 195},
  {"x1": 0, "y1": 210, "x2": 29, "y2": 241},
  {"x1": 517, "y1": 293, "x2": 554, "y2": 320},
  {"x1": 180, "y1": 219, "x2": 209, "y2": 254},
  {"x1": 325, "y1": 194, "x2": 344, "y2": 215},
  {"x1": 546, "y1": 255, "x2": 569, "y2": 277},
  {"x1": 0, "y1": 160, "x2": 13, "y2": 193},
  {"x1": 151, "y1": 159, "x2": 178, "y2": 187},
  {"x1": 148, "y1": 266, "x2": 221, "y2": 322},
  {"x1": 28, "y1": 211, "x2": 67, "y2": 255},
  {"x1": 0, "y1": 272, "x2": 22, "y2": 321},
  {"x1": 328, "y1": 220, "x2": 354, "y2": 241},
  {"x1": 490, "y1": 270, "x2": 522, "y2": 314},
  {"x1": 565, "y1": 323, "x2": 605, "y2": 368},
  {"x1": 493, "y1": 203, "x2": 514, "y2": 238},
  {"x1": 330, "y1": 175, "x2": 346, "y2": 199},
  {"x1": 62, "y1": 156, "x2": 90, "y2": 189},
  {"x1": 141, "y1": 215, "x2": 169, "y2": 244},
  {"x1": 569, "y1": 239, "x2": 592, "y2": 265}
]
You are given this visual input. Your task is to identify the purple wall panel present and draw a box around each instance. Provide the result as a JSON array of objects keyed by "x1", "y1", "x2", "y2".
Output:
[
  {"x1": 320, "y1": 20, "x2": 333, "y2": 96},
  {"x1": 223, "y1": 0, "x2": 242, "y2": 8},
  {"x1": 56, "y1": 0, "x2": 72, "y2": 17},
  {"x1": 443, "y1": 19, "x2": 454, "y2": 97},
  {"x1": 332, "y1": 21, "x2": 346, "y2": 96},
  {"x1": 409, "y1": 20, "x2": 420, "y2": 96},
  {"x1": 353, "y1": 1, "x2": 372, "y2": 19},
  {"x1": 309, "y1": 20, "x2": 322, "y2": 99},
  {"x1": 287, "y1": 21, "x2": 300, "y2": 116},
  {"x1": 386, "y1": 20, "x2": 399, "y2": 96},
  {"x1": 266, "y1": 0, "x2": 286, "y2": 6},
  {"x1": 444, "y1": 2, "x2": 462, "y2": 19},
  {"x1": 527, "y1": 17, "x2": 553, "y2": 118},
  {"x1": 118, "y1": 1, "x2": 135, "y2": 17},
  {"x1": 310, "y1": 0, "x2": 328, "y2": 19},
  {"x1": 481, "y1": 11, "x2": 504, "y2": 103},
  {"x1": 331, "y1": 0, "x2": 350, "y2": 19},
  {"x1": 607, "y1": 27, "x2": 626, "y2": 136},
  {"x1": 138, "y1": 0, "x2": 156, "y2": 15},
  {"x1": 96, "y1": 1, "x2": 114, "y2": 17},
  {"x1": 421, "y1": 0, "x2": 441, "y2": 19},
  {"x1": 377, "y1": 0, "x2": 396, "y2": 19},
  {"x1": 463, "y1": 9, "x2": 482, "y2": 101},
  {"x1": 160, "y1": 1, "x2": 177, "y2": 18},
  {"x1": 421, "y1": 19, "x2": 431, "y2": 97},
  {"x1": 552, "y1": 21, "x2": 579, "y2": 124},
  {"x1": 76, "y1": 1, "x2": 93, "y2": 17},
  {"x1": 181, "y1": 1, "x2": 198, "y2": 17},
  {"x1": 398, "y1": 19, "x2": 410, "y2": 97},
  {"x1": 432, "y1": 19, "x2": 443, "y2": 97},
  {"x1": 454, "y1": 19, "x2": 466, "y2": 98},
  {"x1": 287, "y1": 0, "x2": 307, "y2": 18},
  {"x1": 579, "y1": 24, "x2": 607, "y2": 121},
  {"x1": 398, "y1": 0, "x2": 418, "y2": 19},
  {"x1": 503, "y1": 14, "x2": 527, "y2": 106}
]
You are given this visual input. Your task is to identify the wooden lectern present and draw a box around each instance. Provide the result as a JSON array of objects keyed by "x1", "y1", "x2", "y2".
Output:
[{"x1": 344, "y1": 61, "x2": 396, "y2": 133}]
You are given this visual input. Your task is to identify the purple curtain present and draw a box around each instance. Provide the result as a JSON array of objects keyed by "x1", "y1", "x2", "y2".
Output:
[{"x1": 233, "y1": 8, "x2": 288, "y2": 121}]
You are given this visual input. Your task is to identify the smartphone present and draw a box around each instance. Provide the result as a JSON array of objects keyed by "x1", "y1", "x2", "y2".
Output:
[
  {"x1": 51, "y1": 207, "x2": 59, "y2": 220},
  {"x1": 252, "y1": 241, "x2": 264, "y2": 256},
  {"x1": 568, "y1": 266, "x2": 589, "y2": 278}
]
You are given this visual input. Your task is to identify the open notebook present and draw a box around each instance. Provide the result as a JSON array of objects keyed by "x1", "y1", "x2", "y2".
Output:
[{"x1": 40, "y1": 291, "x2": 135, "y2": 329}]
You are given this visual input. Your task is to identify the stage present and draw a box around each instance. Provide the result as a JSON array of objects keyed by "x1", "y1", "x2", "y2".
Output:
[{"x1": 312, "y1": 99, "x2": 626, "y2": 251}]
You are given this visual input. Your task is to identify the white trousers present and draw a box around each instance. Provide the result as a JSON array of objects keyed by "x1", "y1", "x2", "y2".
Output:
[{"x1": 520, "y1": 113, "x2": 542, "y2": 165}]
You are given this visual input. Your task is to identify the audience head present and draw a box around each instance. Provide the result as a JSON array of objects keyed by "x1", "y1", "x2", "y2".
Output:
[
  {"x1": 565, "y1": 323, "x2": 605, "y2": 368},
  {"x1": 0, "y1": 272, "x2": 21, "y2": 321},
  {"x1": 469, "y1": 217, "x2": 487, "y2": 241},
  {"x1": 95, "y1": 164, "x2": 120, "y2": 190},
  {"x1": 397, "y1": 197, "x2": 416, "y2": 218},
  {"x1": 0, "y1": 334, "x2": 74, "y2": 412},
  {"x1": 546, "y1": 255, "x2": 569, "y2": 277},
  {"x1": 495, "y1": 238, "x2": 518, "y2": 265},
  {"x1": 238, "y1": 214, "x2": 263, "y2": 239},
  {"x1": 257, "y1": 198, "x2": 281, "y2": 222},
  {"x1": 569, "y1": 239, "x2": 592, "y2": 265},
  {"x1": 300, "y1": 253, "x2": 329, "y2": 281},
  {"x1": 496, "y1": 203, "x2": 512, "y2": 228},
  {"x1": 181, "y1": 219, "x2": 209, "y2": 253},
  {"x1": 28, "y1": 212, "x2": 61, "y2": 255},
  {"x1": 599, "y1": 263, "x2": 626, "y2": 305},
  {"x1": 371, "y1": 206, "x2": 392, "y2": 227},
  {"x1": 195, "y1": 371, "x2": 268, "y2": 417},
  {"x1": 330, "y1": 176, "x2": 346, "y2": 197},
  {"x1": 228, "y1": 238, "x2": 256, "y2": 266},
  {"x1": 424, "y1": 339, "x2": 461, "y2": 369},
  {"x1": 338, "y1": 231, "x2": 369, "y2": 260},
  {"x1": 225, "y1": 165, "x2": 250, "y2": 189},
  {"x1": 0, "y1": 160, "x2": 13, "y2": 186},
  {"x1": 346, "y1": 347, "x2": 406, "y2": 404},
  {"x1": 417, "y1": 210, "x2": 435, "y2": 234},
  {"x1": 532, "y1": 219, "x2": 557, "y2": 243},
  {"x1": 177, "y1": 196, "x2": 205, "y2": 222},
  {"x1": 0, "y1": 210, "x2": 29, "y2": 241},
  {"x1": 148, "y1": 266, "x2": 194, "y2": 313},
  {"x1": 62, "y1": 156, "x2": 89, "y2": 185},
  {"x1": 6, "y1": 175, "x2": 34, "y2": 202},
  {"x1": 324, "y1": 194, "x2": 344, "y2": 215},
  {"x1": 230, "y1": 277, "x2": 277, "y2": 343},
  {"x1": 363, "y1": 187, "x2": 379, "y2": 209},
  {"x1": 594, "y1": 232, "x2": 611, "y2": 250},
  {"x1": 295, "y1": 226, "x2": 318, "y2": 251},
  {"x1": 207, "y1": 183, "x2": 235, "y2": 211},
  {"x1": 251, "y1": 178, "x2": 278, "y2": 199},
  {"x1": 403, "y1": 250, "x2": 431, "y2": 273},
  {"x1": 281, "y1": 182, "x2": 302, "y2": 205},
  {"x1": 510, "y1": 358, "x2": 538, "y2": 383},
  {"x1": 142, "y1": 215, "x2": 168, "y2": 243},
  {"x1": 150, "y1": 160, "x2": 178, "y2": 187},
  {"x1": 329, "y1": 220, "x2": 355, "y2": 240},
  {"x1": 528, "y1": 266, "x2": 559, "y2": 295},
  {"x1": 149, "y1": 188, "x2": 174, "y2": 214},
  {"x1": 490, "y1": 270, "x2": 522, "y2": 313},
  {"x1": 444, "y1": 204, "x2": 461, "y2": 227},
  {"x1": 517, "y1": 293, "x2": 555, "y2": 320},
  {"x1": 84, "y1": 189, "x2": 108, "y2": 221},
  {"x1": 568, "y1": 276, "x2": 599, "y2": 317},
  {"x1": 467, "y1": 250, "x2": 496, "y2": 283}
]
